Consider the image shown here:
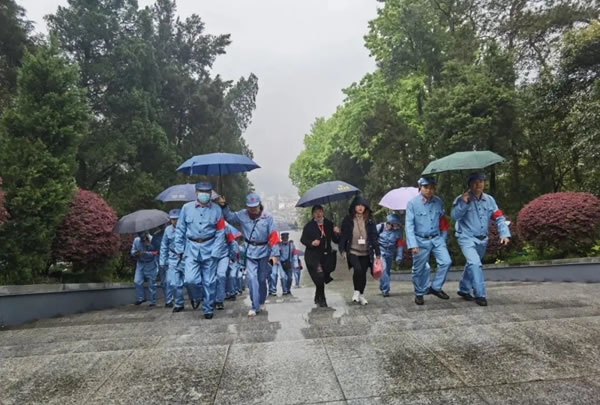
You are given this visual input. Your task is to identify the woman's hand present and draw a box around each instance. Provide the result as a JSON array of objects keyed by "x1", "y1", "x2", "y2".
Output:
[{"x1": 311, "y1": 239, "x2": 321, "y2": 247}]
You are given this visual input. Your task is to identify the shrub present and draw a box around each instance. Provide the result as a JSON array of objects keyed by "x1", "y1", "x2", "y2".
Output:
[
  {"x1": 517, "y1": 192, "x2": 600, "y2": 255},
  {"x1": 54, "y1": 189, "x2": 119, "y2": 269}
]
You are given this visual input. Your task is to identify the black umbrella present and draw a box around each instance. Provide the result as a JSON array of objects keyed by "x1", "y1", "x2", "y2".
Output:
[
  {"x1": 114, "y1": 209, "x2": 170, "y2": 234},
  {"x1": 296, "y1": 181, "x2": 361, "y2": 207}
]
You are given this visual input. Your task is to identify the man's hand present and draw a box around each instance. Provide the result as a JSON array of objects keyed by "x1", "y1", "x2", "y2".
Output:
[
  {"x1": 461, "y1": 190, "x2": 470, "y2": 203},
  {"x1": 270, "y1": 256, "x2": 279, "y2": 265},
  {"x1": 311, "y1": 239, "x2": 321, "y2": 247},
  {"x1": 333, "y1": 226, "x2": 340, "y2": 234},
  {"x1": 500, "y1": 237, "x2": 510, "y2": 246},
  {"x1": 411, "y1": 248, "x2": 420, "y2": 255}
]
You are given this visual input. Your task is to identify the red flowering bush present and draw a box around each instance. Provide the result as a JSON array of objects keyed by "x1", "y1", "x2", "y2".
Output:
[
  {"x1": 0, "y1": 177, "x2": 7, "y2": 226},
  {"x1": 517, "y1": 192, "x2": 600, "y2": 255},
  {"x1": 54, "y1": 189, "x2": 120, "y2": 267}
]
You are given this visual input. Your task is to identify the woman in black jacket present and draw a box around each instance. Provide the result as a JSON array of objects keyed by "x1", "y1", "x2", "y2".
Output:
[
  {"x1": 338, "y1": 196, "x2": 381, "y2": 305},
  {"x1": 300, "y1": 205, "x2": 340, "y2": 307}
]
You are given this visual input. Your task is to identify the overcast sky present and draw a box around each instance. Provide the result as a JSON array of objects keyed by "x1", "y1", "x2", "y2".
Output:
[{"x1": 20, "y1": 0, "x2": 379, "y2": 197}]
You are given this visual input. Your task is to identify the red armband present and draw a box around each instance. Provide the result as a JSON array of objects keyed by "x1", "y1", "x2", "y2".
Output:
[
  {"x1": 216, "y1": 217, "x2": 225, "y2": 231},
  {"x1": 492, "y1": 209, "x2": 503, "y2": 220},
  {"x1": 439, "y1": 215, "x2": 450, "y2": 232},
  {"x1": 268, "y1": 231, "x2": 280, "y2": 247}
]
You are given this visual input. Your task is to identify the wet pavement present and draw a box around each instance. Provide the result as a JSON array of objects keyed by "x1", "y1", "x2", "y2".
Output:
[{"x1": 2, "y1": 264, "x2": 600, "y2": 404}]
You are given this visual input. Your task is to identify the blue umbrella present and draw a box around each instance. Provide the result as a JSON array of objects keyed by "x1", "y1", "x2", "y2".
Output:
[
  {"x1": 296, "y1": 181, "x2": 361, "y2": 207},
  {"x1": 155, "y1": 184, "x2": 220, "y2": 202},
  {"x1": 176, "y1": 153, "x2": 260, "y2": 176}
]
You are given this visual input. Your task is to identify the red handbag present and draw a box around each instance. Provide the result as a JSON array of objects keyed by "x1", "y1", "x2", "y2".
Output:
[{"x1": 372, "y1": 257, "x2": 383, "y2": 280}]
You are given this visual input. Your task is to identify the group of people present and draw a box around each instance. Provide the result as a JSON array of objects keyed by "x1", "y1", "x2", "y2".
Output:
[
  {"x1": 130, "y1": 182, "x2": 302, "y2": 319},
  {"x1": 300, "y1": 172, "x2": 510, "y2": 308},
  {"x1": 131, "y1": 171, "x2": 510, "y2": 319}
]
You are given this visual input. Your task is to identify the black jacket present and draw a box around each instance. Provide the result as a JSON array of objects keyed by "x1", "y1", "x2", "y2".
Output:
[
  {"x1": 300, "y1": 218, "x2": 339, "y2": 269},
  {"x1": 338, "y1": 196, "x2": 381, "y2": 263}
]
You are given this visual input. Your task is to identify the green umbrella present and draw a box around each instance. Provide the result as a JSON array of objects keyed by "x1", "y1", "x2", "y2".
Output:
[{"x1": 421, "y1": 151, "x2": 505, "y2": 175}]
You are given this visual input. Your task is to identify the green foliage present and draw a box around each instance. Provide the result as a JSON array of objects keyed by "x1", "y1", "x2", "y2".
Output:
[
  {"x1": 0, "y1": 0, "x2": 34, "y2": 113},
  {"x1": 47, "y1": 0, "x2": 255, "y2": 215},
  {"x1": 0, "y1": 39, "x2": 90, "y2": 284},
  {"x1": 291, "y1": 1, "x2": 600, "y2": 237}
]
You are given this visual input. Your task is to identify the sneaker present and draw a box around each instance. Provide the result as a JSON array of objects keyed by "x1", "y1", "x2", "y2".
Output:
[
  {"x1": 191, "y1": 300, "x2": 200, "y2": 309},
  {"x1": 382, "y1": 291, "x2": 390, "y2": 297},
  {"x1": 415, "y1": 296, "x2": 424, "y2": 305},
  {"x1": 457, "y1": 291, "x2": 474, "y2": 301},
  {"x1": 148, "y1": 303, "x2": 156, "y2": 307},
  {"x1": 475, "y1": 297, "x2": 488, "y2": 306},
  {"x1": 269, "y1": 292, "x2": 277, "y2": 296},
  {"x1": 225, "y1": 295, "x2": 236, "y2": 301},
  {"x1": 172, "y1": 306, "x2": 184, "y2": 313},
  {"x1": 260, "y1": 304, "x2": 266, "y2": 311},
  {"x1": 358, "y1": 295, "x2": 368, "y2": 306},
  {"x1": 204, "y1": 313, "x2": 214, "y2": 319},
  {"x1": 282, "y1": 291, "x2": 291, "y2": 296},
  {"x1": 134, "y1": 300, "x2": 146, "y2": 306},
  {"x1": 165, "y1": 302, "x2": 174, "y2": 308},
  {"x1": 428, "y1": 287, "x2": 450, "y2": 300},
  {"x1": 215, "y1": 302, "x2": 224, "y2": 310},
  {"x1": 352, "y1": 291, "x2": 360, "y2": 303},
  {"x1": 248, "y1": 310, "x2": 257, "y2": 317}
]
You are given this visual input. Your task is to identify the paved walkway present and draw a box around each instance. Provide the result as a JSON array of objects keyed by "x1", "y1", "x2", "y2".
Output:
[{"x1": 2, "y1": 265, "x2": 600, "y2": 404}]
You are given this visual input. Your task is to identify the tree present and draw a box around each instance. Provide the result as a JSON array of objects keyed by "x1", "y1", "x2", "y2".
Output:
[
  {"x1": 0, "y1": 39, "x2": 90, "y2": 283},
  {"x1": 0, "y1": 0, "x2": 34, "y2": 113},
  {"x1": 47, "y1": 0, "x2": 255, "y2": 214},
  {"x1": 0, "y1": 177, "x2": 7, "y2": 226}
]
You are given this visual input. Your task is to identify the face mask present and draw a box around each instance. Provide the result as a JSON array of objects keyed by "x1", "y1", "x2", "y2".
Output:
[{"x1": 197, "y1": 192, "x2": 211, "y2": 204}]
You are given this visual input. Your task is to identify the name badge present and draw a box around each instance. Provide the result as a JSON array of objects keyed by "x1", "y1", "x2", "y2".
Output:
[{"x1": 358, "y1": 237, "x2": 366, "y2": 245}]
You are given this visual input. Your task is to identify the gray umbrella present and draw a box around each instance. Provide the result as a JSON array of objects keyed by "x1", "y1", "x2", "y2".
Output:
[
  {"x1": 114, "y1": 209, "x2": 170, "y2": 234},
  {"x1": 296, "y1": 180, "x2": 361, "y2": 207}
]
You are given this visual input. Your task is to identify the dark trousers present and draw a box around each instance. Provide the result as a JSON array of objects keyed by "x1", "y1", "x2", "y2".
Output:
[
  {"x1": 349, "y1": 254, "x2": 370, "y2": 294},
  {"x1": 307, "y1": 262, "x2": 326, "y2": 304}
]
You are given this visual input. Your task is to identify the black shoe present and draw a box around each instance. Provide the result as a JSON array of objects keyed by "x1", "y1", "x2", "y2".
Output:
[
  {"x1": 475, "y1": 297, "x2": 488, "y2": 306},
  {"x1": 457, "y1": 291, "x2": 474, "y2": 301},
  {"x1": 148, "y1": 303, "x2": 156, "y2": 307},
  {"x1": 319, "y1": 299, "x2": 328, "y2": 308},
  {"x1": 269, "y1": 292, "x2": 277, "y2": 296},
  {"x1": 215, "y1": 302, "x2": 224, "y2": 310},
  {"x1": 204, "y1": 313, "x2": 214, "y2": 319},
  {"x1": 191, "y1": 300, "x2": 200, "y2": 309},
  {"x1": 134, "y1": 300, "x2": 146, "y2": 306},
  {"x1": 282, "y1": 291, "x2": 291, "y2": 296},
  {"x1": 225, "y1": 295, "x2": 236, "y2": 301},
  {"x1": 165, "y1": 302, "x2": 174, "y2": 308},
  {"x1": 415, "y1": 296, "x2": 424, "y2": 305},
  {"x1": 324, "y1": 275, "x2": 333, "y2": 284},
  {"x1": 382, "y1": 292, "x2": 390, "y2": 297},
  {"x1": 172, "y1": 306, "x2": 184, "y2": 313},
  {"x1": 428, "y1": 287, "x2": 450, "y2": 300}
]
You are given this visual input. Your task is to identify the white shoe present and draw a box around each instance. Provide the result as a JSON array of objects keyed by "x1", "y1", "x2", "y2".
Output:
[
  {"x1": 352, "y1": 291, "x2": 360, "y2": 303},
  {"x1": 359, "y1": 295, "x2": 368, "y2": 305},
  {"x1": 260, "y1": 304, "x2": 266, "y2": 311},
  {"x1": 248, "y1": 310, "x2": 257, "y2": 317}
]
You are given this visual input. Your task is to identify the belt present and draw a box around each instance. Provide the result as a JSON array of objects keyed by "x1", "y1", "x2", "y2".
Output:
[
  {"x1": 188, "y1": 234, "x2": 215, "y2": 243},
  {"x1": 416, "y1": 233, "x2": 439, "y2": 240},
  {"x1": 245, "y1": 238, "x2": 268, "y2": 246},
  {"x1": 475, "y1": 235, "x2": 487, "y2": 241}
]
